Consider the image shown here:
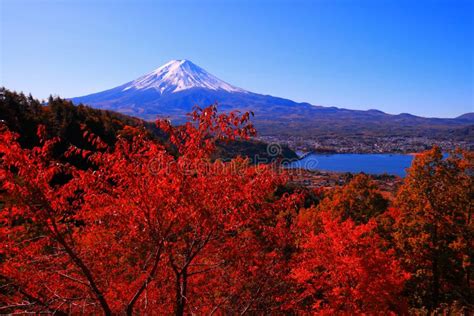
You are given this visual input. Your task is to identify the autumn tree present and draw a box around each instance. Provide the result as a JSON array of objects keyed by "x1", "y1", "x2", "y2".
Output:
[
  {"x1": 289, "y1": 209, "x2": 409, "y2": 314},
  {"x1": 0, "y1": 122, "x2": 178, "y2": 315},
  {"x1": 0, "y1": 106, "x2": 300, "y2": 315},
  {"x1": 3, "y1": 96, "x2": 463, "y2": 314},
  {"x1": 393, "y1": 147, "x2": 473, "y2": 310},
  {"x1": 317, "y1": 173, "x2": 389, "y2": 224},
  {"x1": 149, "y1": 107, "x2": 303, "y2": 314}
]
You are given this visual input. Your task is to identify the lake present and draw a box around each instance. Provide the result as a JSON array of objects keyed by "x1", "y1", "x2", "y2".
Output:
[{"x1": 287, "y1": 153, "x2": 414, "y2": 177}]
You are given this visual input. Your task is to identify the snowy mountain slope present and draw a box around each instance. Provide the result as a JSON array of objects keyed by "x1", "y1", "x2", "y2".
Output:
[{"x1": 121, "y1": 59, "x2": 245, "y2": 94}]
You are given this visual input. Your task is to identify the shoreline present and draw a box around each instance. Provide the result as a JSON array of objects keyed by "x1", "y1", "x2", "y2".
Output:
[{"x1": 297, "y1": 151, "x2": 419, "y2": 158}]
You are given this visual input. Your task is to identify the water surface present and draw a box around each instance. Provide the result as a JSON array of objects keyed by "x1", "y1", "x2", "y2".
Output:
[{"x1": 288, "y1": 153, "x2": 414, "y2": 177}]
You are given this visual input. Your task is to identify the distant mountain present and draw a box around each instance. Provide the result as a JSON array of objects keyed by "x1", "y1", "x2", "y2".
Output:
[
  {"x1": 457, "y1": 113, "x2": 474, "y2": 121},
  {"x1": 70, "y1": 60, "x2": 474, "y2": 139},
  {"x1": 70, "y1": 59, "x2": 304, "y2": 120}
]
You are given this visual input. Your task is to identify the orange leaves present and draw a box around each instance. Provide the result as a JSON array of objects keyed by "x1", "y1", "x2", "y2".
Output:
[
  {"x1": 317, "y1": 174, "x2": 389, "y2": 224},
  {"x1": 392, "y1": 147, "x2": 473, "y2": 308}
]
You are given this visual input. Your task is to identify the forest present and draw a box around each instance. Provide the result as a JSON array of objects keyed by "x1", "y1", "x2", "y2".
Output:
[{"x1": 0, "y1": 89, "x2": 472, "y2": 315}]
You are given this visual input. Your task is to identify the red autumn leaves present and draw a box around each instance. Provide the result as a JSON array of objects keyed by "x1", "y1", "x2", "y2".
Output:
[{"x1": 1, "y1": 106, "x2": 471, "y2": 314}]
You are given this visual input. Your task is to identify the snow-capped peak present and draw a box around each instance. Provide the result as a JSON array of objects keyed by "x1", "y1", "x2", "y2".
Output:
[{"x1": 122, "y1": 59, "x2": 246, "y2": 94}]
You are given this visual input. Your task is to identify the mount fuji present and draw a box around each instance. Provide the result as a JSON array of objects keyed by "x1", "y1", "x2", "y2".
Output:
[
  {"x1": 120, "y1": 59, "x2": 245, "y2": 94},
  {"x1": 70, "y1": 59, "x2": 310, "y2": 122},
  {"x1": 70, "y1": 60, "x2": 473, "y2": 137}
]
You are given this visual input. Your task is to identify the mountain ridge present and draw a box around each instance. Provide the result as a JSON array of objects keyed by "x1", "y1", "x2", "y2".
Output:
[{"x1": 70, "y1": 60, "x2": 474, "y2": 139}]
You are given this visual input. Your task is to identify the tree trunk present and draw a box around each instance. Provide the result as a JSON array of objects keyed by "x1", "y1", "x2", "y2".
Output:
[{"x1": 175, "y1": 271, "x2": 188, "y2": 316}]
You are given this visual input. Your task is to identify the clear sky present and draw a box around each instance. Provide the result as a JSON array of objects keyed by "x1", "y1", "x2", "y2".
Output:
[{"x1": 1, "y1": 0, "x2": 473, "y2": 117}]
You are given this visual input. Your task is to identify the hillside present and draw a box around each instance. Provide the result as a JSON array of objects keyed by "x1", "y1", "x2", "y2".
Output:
[{"x1": 0, "y1": 88, "x2": 297, "y2": 165}]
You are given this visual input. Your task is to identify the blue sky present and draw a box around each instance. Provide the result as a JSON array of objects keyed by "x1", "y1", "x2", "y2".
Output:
[{"x1": 1, "y1": 0, "x2": 473, "y2": 117}]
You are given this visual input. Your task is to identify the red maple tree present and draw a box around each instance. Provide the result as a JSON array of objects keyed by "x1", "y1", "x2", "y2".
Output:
[
  {"x1": 0, "y1": 106, "x2": 299, "y2": 314},
  {"x1": 289, "y1": 209, "x2": 410, "y2": 314}
]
